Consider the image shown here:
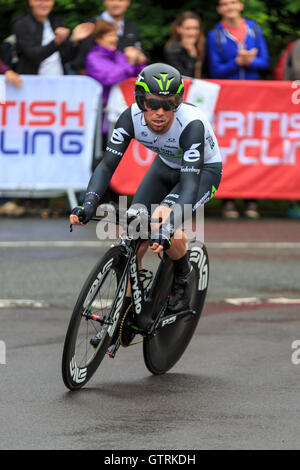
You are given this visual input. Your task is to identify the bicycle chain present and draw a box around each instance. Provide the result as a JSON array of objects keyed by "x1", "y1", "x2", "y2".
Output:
[{"x1": 119, "y1": 302, "x2": 143, "y2": 347}]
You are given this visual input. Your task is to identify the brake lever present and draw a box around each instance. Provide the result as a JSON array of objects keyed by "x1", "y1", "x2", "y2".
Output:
[{"x1": 69, "y1": 224, "x2": 73, "y2": 233}]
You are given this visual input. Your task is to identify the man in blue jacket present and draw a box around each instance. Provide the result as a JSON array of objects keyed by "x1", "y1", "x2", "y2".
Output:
[
  {"x1": 206, "y1": 0, "x2": 269, "y2": 80},
  {"x1": 206, "y1": 0, "x2": 269, "y2": 219}
]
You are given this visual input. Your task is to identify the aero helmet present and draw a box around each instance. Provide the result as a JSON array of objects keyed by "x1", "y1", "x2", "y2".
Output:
[{"x1": 135, "y1": 63, "x2": 184, "y2": 111}]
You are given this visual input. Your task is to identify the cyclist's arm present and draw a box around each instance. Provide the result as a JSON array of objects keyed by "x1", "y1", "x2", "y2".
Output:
[
  {"x1": 84, "y1": 107, "x2": 134, "y2": 205},
  {"x1": 177, "y1": 119, "x2": 205, "y2": 207},
  {"x1": 150, "y1": 121, "x2": 204, "y2": 251}
]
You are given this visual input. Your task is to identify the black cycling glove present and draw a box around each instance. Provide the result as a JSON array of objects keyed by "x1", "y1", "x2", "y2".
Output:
[
  {"x1": 71, "y1": 202, "x2": 95, "y2": 224},
  {"x1": 150, "y1": 224, "x2": 174, "y2": 251},
  {"x1": 71, "y1": 191, "x2": 100, "y2": 224}
]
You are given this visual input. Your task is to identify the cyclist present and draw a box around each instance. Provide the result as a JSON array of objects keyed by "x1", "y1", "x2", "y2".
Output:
[{"x1": 70, "y1": 63, "x2": 222, "y2": 315}]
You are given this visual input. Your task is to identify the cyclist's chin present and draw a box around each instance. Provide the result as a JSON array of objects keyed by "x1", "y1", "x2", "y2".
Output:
[{"x1": 148, "y1": 120, "x2": 168, "y2": 133}]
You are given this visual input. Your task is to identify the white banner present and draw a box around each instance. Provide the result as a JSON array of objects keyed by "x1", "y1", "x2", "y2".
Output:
[{"x1": 0, "y1": 76, "x2": 102, "y2": 190}]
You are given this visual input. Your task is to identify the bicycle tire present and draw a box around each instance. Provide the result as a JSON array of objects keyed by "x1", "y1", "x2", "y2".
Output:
[
  {"x1": 62, "y1": 245, "x2": 128, "y2": 390},
  {"x1": 143, "y1": 243, "x2": 209, "y2": 375}
]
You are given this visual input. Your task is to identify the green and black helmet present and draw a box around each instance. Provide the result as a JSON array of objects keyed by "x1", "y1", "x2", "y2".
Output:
[{"x1": 135, "y1": 63, "x2": 184, "y2": 112}]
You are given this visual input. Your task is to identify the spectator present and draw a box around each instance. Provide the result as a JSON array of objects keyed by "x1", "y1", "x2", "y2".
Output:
[
  {"x1": 13, "y1": 0, "x2": 94, "y2": 75},
  {"x1": 274, "y1": 38, "x2": 300, "y2": 219},
  {"x1": 85, "y1": 19, "x2": 146, "y2": 168},
  {"x1": 206, "y1": 0, "x2": 269, "y2": 219},
  {"x1": 0, "y1": 62, "x2": 24, "y2": 216},
  {"x1": 71, "y1": 0, "x2": 146, "y2": 74},
  {"x1": 0, "y1": 59, "x2": 22, "y2": 88},
  {"x1": 164, "y1": 11, "x2": 205, "y2": 79},
  {"x1": 10, "y1": 1, "x2": 92, "y2": 216}
]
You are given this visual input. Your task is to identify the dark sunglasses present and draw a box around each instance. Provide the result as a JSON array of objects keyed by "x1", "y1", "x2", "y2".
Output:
[{"x1": 144, "y1": 97, "x2": 179, "y2": 111}]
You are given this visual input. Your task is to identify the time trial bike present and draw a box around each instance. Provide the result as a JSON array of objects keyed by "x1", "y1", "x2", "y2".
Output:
[{"x1": 62, "y1": 206, "x2": 209, "y2": 391}]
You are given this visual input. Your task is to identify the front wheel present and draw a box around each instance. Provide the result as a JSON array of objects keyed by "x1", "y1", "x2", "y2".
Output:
[
  {"x1": 143, "y1": 243, "x2": 209, "y2": 375},
  {"x1": 62, "y1": 246, "x2": 128, "y2": 390}
]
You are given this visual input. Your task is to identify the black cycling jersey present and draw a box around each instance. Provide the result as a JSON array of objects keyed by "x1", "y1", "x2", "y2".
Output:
[{"x1": 85, "y1": 102, "x2": 222, "y2": 225}]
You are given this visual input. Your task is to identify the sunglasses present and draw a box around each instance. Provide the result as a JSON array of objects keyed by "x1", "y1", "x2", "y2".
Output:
[{"x1": 144, "y1": 97, "x2": 179, "y2": 111}]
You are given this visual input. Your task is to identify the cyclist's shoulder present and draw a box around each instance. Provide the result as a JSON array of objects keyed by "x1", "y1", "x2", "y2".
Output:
[
  {"x1": 131, "y1": 102, "x2": 143, "y2": 117},
  {"x1": 113, "y1": 106, "x2": 135, "y2": 138},
  {"x1": 117, "y1": 105, "x2": 134, "y2": 124},
  {"x1": 176, "y1": 102, "x2": 209, "y2": 127}
]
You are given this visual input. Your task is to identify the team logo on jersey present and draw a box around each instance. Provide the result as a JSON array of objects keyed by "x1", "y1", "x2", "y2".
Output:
[
  {"x1": 111, "y1": 128, "x2": 130, "y2": 145},
  {"x1": 183, "y1": 143, "x2": 201, "y2": 162}
]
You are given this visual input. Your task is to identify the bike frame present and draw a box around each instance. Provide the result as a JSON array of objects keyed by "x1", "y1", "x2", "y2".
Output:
[{"x1": 80, "y1": 213, "x2": 196, "y2": 350}]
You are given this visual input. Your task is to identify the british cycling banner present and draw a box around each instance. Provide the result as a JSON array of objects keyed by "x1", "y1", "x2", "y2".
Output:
[
  {"x1": 211, "y1": 79, "x2": 300, "y2": 199},
  {"x1": 107, "y1": 78, "x2": 300, "y2": 199},
  {"x1": 107, "y1": 78, "x2": 220, "y2": 195},
  {"x1": 0, "y1": 76, "x2": 102, "y2": 190}
]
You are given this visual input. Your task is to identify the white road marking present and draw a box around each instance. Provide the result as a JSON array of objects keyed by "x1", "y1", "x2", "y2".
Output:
[
  {"x1": 0, "y1": 299, "x2": 49, "y2": 308},
  {"x1": 225, "y1": 297, "x2": 300, "y2": 306},
  {"x1": 208, "y1": 242, "x2": 300, "y2": 249},
  {"x1": 225, "y1": 298, "x2": 260, "y2": 306},
  {"x1": 1, "y1": 297, "x2": 299, "y2": 310},
  {"x1": 0, "y1": 241, "x2": 300, "y2": 249},
  {"x1": 267, "y1": 297, "x2": 300, "y2": 305}
]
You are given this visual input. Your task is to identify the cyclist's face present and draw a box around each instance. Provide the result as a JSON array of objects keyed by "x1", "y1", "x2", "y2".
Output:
[
  {"x1": 143, "y1": 95, "x2": 175, "y2": 134},
  {"x1": 217, "y1": 0, "x2": 244, "y2": 21}
]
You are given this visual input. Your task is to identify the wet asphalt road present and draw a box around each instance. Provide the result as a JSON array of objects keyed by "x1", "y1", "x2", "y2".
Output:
[{"x1": 0, "y1": 217, "x2": 300, "y2": 450}]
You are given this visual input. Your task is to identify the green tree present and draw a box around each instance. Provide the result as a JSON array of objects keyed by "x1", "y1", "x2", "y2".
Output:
[{"x1": 0, "y1": 0, "x2": 299, "y2": 75}]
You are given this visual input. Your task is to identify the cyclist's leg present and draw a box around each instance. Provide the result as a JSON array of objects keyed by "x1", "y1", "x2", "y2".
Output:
[
  {"x1": 127, "y1": 156, "x2": 180, "y2": 294},
  {"x1": 157, "y1": 163, "x2": 222, "y2": 311}
]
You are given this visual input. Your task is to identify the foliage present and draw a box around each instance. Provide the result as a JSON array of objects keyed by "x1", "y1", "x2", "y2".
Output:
[{"x1": 0, "y1": 0, "x2": 299, "y2": 75}]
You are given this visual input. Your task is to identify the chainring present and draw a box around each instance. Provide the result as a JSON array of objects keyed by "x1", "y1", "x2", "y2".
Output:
[{"x1": 119, "y1": 302, "x2": 137, "y2": 347}]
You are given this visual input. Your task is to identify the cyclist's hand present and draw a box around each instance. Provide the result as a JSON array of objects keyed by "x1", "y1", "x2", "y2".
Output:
[
  {"x1": 150, "y1": 226, "x2": 172, "y2": 254},
  {"x1": 70, "y1": 204, "x2": 95, "y2": 225}
]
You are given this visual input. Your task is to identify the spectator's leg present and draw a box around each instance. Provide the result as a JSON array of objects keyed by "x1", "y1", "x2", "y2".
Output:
[
  {"x1": 244, "y1": 199, "x2": 260, "y2": 219},
  {"x1": 222, "y1": 199, "x2": 240, "y2": 219}
]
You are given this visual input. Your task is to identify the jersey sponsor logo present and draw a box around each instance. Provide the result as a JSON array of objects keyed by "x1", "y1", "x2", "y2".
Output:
[
  {"x1": 181, "y1": 166, "x2": 200, "y2": 175},
  {"x1": 106, "y1": 146, "x2": 123, "y2": 157},
  {"x1": 164, "y1": 145, "x2": 178, "y2": 150},
  {"x1": 183, "y1": 143, "x2": 201, "y2": 162},
  {"x1": 206, "y1": 133, "x2": 215, "y2": 150},
  {"x1": 193, "y1": 191, "x2": 210, "y2": 210},
  {"x1": 111, "y1": 127, "x2": 130, "y2": 145}
]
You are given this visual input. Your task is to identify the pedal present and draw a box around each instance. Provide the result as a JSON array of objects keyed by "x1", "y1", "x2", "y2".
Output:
[{"x1": 90, "y1": 330, "x2": 105, "y2": 349}]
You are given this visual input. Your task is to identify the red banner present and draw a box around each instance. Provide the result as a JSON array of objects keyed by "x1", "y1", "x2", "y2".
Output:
[{"x1": 110, "y1": 79, "x2": 300, "y2": 200}]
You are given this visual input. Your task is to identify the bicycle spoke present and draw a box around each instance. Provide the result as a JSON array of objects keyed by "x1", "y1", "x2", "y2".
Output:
[{"x1": 73, "y1": 268, "x2": 118, "y2": 368}]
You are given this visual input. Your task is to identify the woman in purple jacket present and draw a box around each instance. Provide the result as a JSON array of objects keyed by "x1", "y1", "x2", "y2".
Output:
[{"x1": 86, "y1": 20, "x2": 146, "y2": 138}]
